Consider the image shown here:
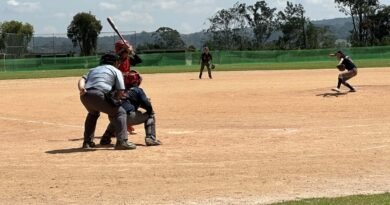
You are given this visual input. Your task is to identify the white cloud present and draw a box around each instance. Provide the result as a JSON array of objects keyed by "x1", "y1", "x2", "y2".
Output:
[
  {"x1": 6, "y1": 0, "x2": 40, "y2": 13},
  {"x1": 99, "y1": 2, "x2": 117, "y2": 10},
  {"x1": 157, "y1": 0, "x2": 178, "y2": 10},
  {"x1": 7, "y1": 0, "x2": 19, "y2": 6},
  {"x1": 117, "y1": 10, "x2": 154, "y2": 25}
]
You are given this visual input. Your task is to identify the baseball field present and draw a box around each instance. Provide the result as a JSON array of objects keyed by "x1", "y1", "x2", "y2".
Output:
[{"x1": 0, "y1": 68, "x2": 389, "y2": 204}]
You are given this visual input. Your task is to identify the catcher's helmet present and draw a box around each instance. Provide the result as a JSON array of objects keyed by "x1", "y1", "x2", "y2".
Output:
[
  {"x1": 124, "y1": 70, "x2": 142, "y2": 88},
  {"x1": 115, "y1": 39, "x2": 131, "y2": 54},
  {"x1": 100, "y1": 52, "x2": 120, "y2": 65}
]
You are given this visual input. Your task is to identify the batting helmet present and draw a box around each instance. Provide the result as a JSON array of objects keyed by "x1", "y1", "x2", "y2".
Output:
[
  {"x1": 115, "y1": 39, "x2": 131, "y2": 54},
  {"x1": 124, "y1": 70, "x2": 142, "y2": 88},
  {"x1": 100, "y1": 52, "x2": 120, "y2": 65}
]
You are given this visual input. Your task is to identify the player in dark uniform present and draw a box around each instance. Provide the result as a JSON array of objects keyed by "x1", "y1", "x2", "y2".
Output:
[
  {"x1": 100, "y1": 70, "x2": 162, "y2": 146},
  {"x1": 199, "y1": 47, "x2": 213, "y2": 79},
  {"x1": 330, "y1": 50, "x2": 357, "y2": 92}
]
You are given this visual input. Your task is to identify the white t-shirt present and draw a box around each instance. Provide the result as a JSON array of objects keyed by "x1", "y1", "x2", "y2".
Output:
[{"x1": 83, "y1": 64, "x2": 125, "y2": 93}]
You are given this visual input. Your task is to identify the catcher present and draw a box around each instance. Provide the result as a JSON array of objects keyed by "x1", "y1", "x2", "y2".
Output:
[
  {"x1": 329, "y1": 50, "x2": 357, "y2": 92},
  {"x1": 100, "y1": 70, "x2": 162, "y2": 146}
]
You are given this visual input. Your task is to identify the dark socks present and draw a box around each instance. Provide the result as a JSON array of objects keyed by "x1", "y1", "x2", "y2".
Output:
[
  {"x1": 337, "y1": 78, "x2": 342, "y2": 89},
  {"x1": 342, "y1": 82, "x2": 355, "y2": 90},
  {"x1": 339, "y1": 78, "x2": 355, "y2": 91}
]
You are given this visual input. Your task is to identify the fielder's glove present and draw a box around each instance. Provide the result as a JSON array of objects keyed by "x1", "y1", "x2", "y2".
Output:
[
  {"x1": 211, "y1": 64, "x2": 215, "y2": 69},
  {"x1": 337, "y1": 64, "x2": 345, "y2": 71}
]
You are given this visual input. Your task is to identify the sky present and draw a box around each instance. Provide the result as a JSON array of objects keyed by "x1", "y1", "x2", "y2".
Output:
[{"x1": 1, "y1": 0, "x2": 389, "y2": 35}]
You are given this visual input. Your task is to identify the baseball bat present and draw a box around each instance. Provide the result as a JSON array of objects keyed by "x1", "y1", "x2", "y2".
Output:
[{"x1": 107, "y1": 17, "x2": 127, "y2": 45}]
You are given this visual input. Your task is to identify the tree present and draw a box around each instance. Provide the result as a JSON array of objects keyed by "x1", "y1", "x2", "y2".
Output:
[
  {"x1": 152, "y1": 27, "x2": 185, "y2": 49},
  {"x1": 305, "y1": 23, "x2": 336, "y2": 49},
  {"x1": 242, "y1": 1, "x2": 277, "y2": 48},
  {"x1": 206, "y1": 3, "x2": 251, "y2": 50},
  {"x1": 67, "y1": 12, "x2": 102, "y2": 56},
  {"x1": 334, "y1": 0, "x2": 380, "y2": 46},
  {"x1": 0, "y1": 20, "x2": 34, "y2": 57},
  {"x1": 276, "y1": 1, "x2": 307, "y2": 49},
  {"x1": 366, "y1": 5, "x2": 390, "y2": 45}
]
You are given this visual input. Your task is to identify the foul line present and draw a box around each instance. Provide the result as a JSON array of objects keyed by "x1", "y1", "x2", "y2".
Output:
[{"x1": 0, "y1": 116, "x2": 83, "y2": 129}]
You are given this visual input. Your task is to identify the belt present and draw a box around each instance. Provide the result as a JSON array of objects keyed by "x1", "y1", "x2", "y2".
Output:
[{"x1": 86, "y1": 87, "x2": 98, "y2": 91}]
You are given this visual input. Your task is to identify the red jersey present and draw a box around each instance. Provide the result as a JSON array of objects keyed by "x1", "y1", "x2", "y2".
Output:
[{"x1": 118, "y1": 57, "x2": 131, "y2": 73}]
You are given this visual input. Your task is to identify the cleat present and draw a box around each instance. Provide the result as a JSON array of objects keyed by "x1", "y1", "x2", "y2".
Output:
[
  {"x1": 331, "y1": 88, "x2": 340, "y2": 92},
  {"x1": 145, "y1": 137, "x2": 162, "y2": 146},
  {"x1": 127, "y1": 125, "x2": 137, "y2": 135},
  {"x1": 99, "y1": 136, "x2": 112, "y2": 145},
  {"x1": 82, "y1": 141, "x2": 96, "y2": 149},
  {"x1": 114, "y1": 140, "x2": 136, "y2": 150},
  {"x1": 349, "y1": 89, "x2": 356, "y2": 92}
]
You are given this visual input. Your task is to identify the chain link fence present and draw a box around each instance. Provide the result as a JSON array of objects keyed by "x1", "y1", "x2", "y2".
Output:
[{"x1": 0, "y1": 31, "x2": 137, "y2": 59}]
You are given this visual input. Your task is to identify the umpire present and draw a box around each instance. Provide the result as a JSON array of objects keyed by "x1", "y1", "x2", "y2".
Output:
[{"x1": 78, "y1": 52, "x2": 136, "y2": 150}]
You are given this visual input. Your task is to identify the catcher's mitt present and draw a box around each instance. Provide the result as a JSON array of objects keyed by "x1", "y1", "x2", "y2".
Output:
[
  {"x1": 211, "y1": 64, "x2": 215, "y2": 69},
  {"x1": 337, "y1": 64, "x2": 345, "y2": 71}
]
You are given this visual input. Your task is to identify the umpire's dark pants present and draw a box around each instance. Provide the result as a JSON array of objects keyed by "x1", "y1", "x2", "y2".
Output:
[{"x1": 80, "y1": 89, "x2": 127, "y2": 143}]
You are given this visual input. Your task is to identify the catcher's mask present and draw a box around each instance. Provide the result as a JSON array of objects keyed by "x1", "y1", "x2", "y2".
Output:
[
  {"x1": 115, "y1": 39, "x2": 131, "y2": 54},
  {"x1": 100, "y1": 52, "x2": 120, "y2": 65},
  {"x1": 124, "y1": 70, "x2": 142, "y2": 88}
]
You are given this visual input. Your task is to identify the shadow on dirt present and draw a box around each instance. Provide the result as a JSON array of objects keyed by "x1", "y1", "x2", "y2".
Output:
[
  {"x1": 45, "y1": 148, "x2": 97, "y2": 154},
  {"x1": 316, "y1": 92, "x2": 348, "y2": 97},
  {"x1": 46, "y1": 143, "x2": 146, "y2": 154}
]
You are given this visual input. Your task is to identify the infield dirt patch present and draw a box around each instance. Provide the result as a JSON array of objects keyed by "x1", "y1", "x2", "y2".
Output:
[{"x1": 0, "y1": 68, "x2": 389, "y2": 204}]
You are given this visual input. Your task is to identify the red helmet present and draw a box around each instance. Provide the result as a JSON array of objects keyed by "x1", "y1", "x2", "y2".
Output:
[
  {"x1": 124, "y1": 70, "x2": 142, "y2": 88},
  {"x1": 115, "y1": 39, "x2": 131, "y2": 54}
]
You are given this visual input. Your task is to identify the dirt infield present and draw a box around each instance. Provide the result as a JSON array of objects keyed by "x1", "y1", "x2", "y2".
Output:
[{"x1": 0, "y1": 68, "x2": 389, "y2": 205}]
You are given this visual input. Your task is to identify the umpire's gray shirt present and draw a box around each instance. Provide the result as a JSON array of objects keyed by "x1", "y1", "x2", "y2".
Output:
[{"x1": 83, "y1": 64, "x2": 125, "y2": 93}]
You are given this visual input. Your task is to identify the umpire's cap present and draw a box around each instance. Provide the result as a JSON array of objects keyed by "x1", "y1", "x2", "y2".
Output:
[{"x1": 100, "y1": 52, "x2": 120, "y2": 65}]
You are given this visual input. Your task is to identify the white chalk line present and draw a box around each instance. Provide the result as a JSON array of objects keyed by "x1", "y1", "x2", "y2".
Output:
[{"x1": 0, "y1": 116, "x2": 82, "y2": 129}]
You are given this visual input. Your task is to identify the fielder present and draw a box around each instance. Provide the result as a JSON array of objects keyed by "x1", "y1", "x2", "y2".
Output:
[
  {"x1": 329, "y1": 50, "x2": 357, "y2": 92},
  {"x1": 199, "y1": 47, "x2": 213, "y2": 79},
  {"x1": 100, "y1": 70, "x2": 162, "y2": 146}
]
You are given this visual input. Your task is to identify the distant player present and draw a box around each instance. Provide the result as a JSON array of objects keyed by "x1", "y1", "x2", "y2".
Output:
[
  {"x1": 199, "y1": 47, "x2": 213, "y2": 79},
  {"x1": 329, "y1": 50, "x2": 357, "y2": 92}
]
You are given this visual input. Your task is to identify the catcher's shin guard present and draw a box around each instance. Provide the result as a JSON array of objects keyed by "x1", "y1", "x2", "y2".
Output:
[{"x1": 144, "y1": 115, "x2": 156, "y2": 137}]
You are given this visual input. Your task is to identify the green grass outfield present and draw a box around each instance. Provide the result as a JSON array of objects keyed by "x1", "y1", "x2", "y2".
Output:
[
  {"x1": 0, "y1": 58, "x2": 389, "y2": 80},
  {"x1": 270, "y1": 193, "x2": 390, "y2": 205}
]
